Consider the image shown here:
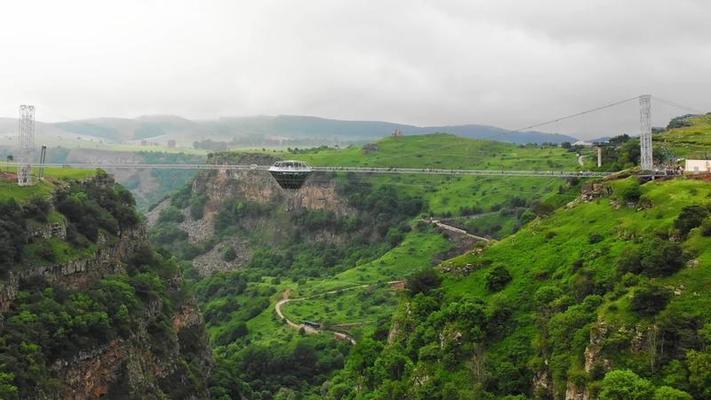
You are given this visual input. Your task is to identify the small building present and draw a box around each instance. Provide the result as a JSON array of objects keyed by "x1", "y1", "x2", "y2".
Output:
[
  {"x1": 573, "y1": 140, "x2": 594, "y2": 147},
  {"x1": 685, "y1": 159, "x2": 711, "y2": 174},
  {"x1": 167, "y1": 139, "x2": 176, "y2": 148}
]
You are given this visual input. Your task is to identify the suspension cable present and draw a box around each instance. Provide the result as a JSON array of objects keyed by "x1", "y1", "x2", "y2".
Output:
[{"x1": 510, "y1": 96, "x2": 642, "y2": 132}]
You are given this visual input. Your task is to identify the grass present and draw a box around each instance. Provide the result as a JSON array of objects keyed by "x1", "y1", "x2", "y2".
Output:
[
  {"x1": 291, "y1": 134, "x2": 579, "y2": 170},
  {"x1": 199, "y1": 135, "x2": 590, "y2": 348},
  {"x1": 655, "y1": 114, "x2": 711, "y2": 159},
  {"x1": 0, "y1": 167, "x2": 98, "y2": 203},
  {"x1": 277, "y1": 229, "x2": 451, "y2": 338},
  {"x1": 442, "y1": 177, "x2": 711, "y2": 325}
]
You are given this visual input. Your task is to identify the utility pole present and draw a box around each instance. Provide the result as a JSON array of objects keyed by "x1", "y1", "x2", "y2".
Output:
[
  {"x1": 39, "y1": 145, "x2": 47, "y2": 181},
  {"x1": 639, "y1": 95, "x2": 653, "y2": 171},
  {"x1": 597, "y1": 146, "x2": 602, "y2": 168},
  {"x1": 17, "y1": 105, "x2": 35, "y2": 186}
]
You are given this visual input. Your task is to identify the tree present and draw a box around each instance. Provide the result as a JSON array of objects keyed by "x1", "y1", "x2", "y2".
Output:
[
  {"x1": 653, "y1": 386, "x2": 692, "y2": 400},
  {"x1": 485, "y1": 266, "x2": 512, "y2": 292},
  {"x1": 599, "y1": 370, "x2": 654, "y2": 400},
  {"x1": 686, "y1": 350, "x2": 711, "y2": 399}
]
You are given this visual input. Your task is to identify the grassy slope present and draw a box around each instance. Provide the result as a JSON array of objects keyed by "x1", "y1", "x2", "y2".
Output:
[
  {"x1": 431, "y1": 177, "x2": 710, "y2": 394},
  {"x1": 655, "y1": 114, "x2": 711, "y2": 159},
  {"x1": 290, "y1": 134, "x2": 581, "y2": 228},
  {"x1": 0, "y1": 167, "x2": 97, "y2": 202},
  {"x1": 206, "y1": 135, "x2": 583, "y2": 344}
]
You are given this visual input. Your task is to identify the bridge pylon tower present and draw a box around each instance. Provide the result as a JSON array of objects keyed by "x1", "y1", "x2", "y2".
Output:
[
  {"x1": 639, "y1": 95, "x2": 653, "y2": 171},
  {"x1": 17, "y1": 105, "x2": 36, "y2": 186}
]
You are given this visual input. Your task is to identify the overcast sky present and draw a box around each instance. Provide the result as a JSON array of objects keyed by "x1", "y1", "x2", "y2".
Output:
[{"x1": 1, "y1": 0, "x2": 710, "y2": 138}]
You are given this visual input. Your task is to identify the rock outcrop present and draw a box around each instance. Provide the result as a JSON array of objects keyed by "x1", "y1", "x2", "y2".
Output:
[{"x1": 0, "y1": 226, "x2": 147, "y2": 313}]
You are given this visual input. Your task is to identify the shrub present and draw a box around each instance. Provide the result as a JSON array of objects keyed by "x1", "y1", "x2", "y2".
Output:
[
  {"x1": 223, "y1": 247, "x2": 237, "y2": 262},
  {"x1": 618, "y1": 239, "x2": 684, "y2": 277},
  {"x1": 407, "y1": 268, "x2": 441, "y2": 296},
  {"x1": 674, "y1": 205, "x2": 709, "y2": 237},
  {"x1": 701, "y1": 217, "x2": 711, "y2": 237},
  {"x1": 630, "y1": 283, "x2": 671, "y2": 316},
  {"x1": 599, "y1": 369, "x2": 654, "y2": 400},
  {"x1": 588, "y1": 233, "x2": 604, "y2": 244},
  {"x1": 24, "y1": 197, "x2": 51, "y2": 222},
  {"x1": 619, "y1": 182, "x2": 642, "y2": 203},
  {"x1": 485, "y1": 266, "x2": 512, "y2": 292},
  {"x1": 190, "y1": 195, "x2": 207, "y2": 220},
  {"x1": 157, "y1": 206, "x2": 185, "y2": 223},
  {"x1": 34, "y1": 240, "x2": 56, "y2": 262},
  {"x1": 0, "y1": 200, "x2": 26, "y2": 271}
]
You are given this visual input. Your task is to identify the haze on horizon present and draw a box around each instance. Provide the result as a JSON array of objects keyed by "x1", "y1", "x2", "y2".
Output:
[{"x1": 1, "y1": 0, "x2": 710, "y2": 139}]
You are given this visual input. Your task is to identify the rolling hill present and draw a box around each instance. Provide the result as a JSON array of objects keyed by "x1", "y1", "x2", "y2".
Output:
[{"x1": 1, "y1": 114, "x2": 579, "y2": 147}]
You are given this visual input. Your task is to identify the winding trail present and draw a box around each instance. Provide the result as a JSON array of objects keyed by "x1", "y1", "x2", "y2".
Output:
[{"x1": 275, "y1": 280, "x2": 404, "y2": 345}]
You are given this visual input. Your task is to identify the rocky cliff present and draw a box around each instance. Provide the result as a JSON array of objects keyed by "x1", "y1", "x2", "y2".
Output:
[
  {"x1": 0, "y1": 176, "x2": 212, "y2": 399},
  {"x1": 149, "y1": 159, "x2": 356, "y2": 276}
]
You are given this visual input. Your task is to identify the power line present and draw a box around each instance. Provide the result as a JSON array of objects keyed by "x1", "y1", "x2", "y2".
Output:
[{"x1": 510, "y1": 95, "x2": 641, "y2": 132}]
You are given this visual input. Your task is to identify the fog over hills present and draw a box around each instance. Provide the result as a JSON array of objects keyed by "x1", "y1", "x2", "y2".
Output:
[{"x1": 0, "y1": 115, "x2": 578, "y2": 146}]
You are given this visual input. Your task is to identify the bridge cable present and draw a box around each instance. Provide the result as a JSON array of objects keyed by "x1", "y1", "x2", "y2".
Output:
[
  {"x1": 652, "y1": 96, "x2": 705, "y2": 115},
  {"x1": 509, "y1": 95, "x2": 642, "y2": 133}
]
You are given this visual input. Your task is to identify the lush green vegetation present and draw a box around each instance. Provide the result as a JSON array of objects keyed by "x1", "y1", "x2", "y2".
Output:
[
  {"x1": 323, "y1": 177, "x2": 710, "y2": 399},
  {"x1": 0, "y1": 172, "x2": 139, "y2": 274},
  {"x1": 146, "y1": 134, "x2": 592, "y2": 399},
  {"x1": 655, "y1": 113, "x2": 711, "y2": 159},
  {"x1": 0, "y1": 172, "x2": 208, "y2": 398}
]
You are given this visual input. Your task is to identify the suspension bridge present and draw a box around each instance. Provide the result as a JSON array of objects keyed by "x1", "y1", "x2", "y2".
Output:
[{"x1": 7, "y1": 94, "x2": 703, "y2": 188}]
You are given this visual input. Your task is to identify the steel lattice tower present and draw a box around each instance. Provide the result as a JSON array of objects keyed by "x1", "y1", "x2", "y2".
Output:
[
  {"x1": 17, "y1": 105, "x2": 35, "y2": 186},
  {"x1": 639, "y1": 95, "x2": 653, "y2": 171}
]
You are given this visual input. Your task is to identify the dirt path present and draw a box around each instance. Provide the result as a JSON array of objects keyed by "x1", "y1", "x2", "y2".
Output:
[
  {"x1": 275, "y1": 280, "x2": 405, "y2": 345},
  {"x1": 429, "y1": 219, "x2": 491, "y2": 242}
]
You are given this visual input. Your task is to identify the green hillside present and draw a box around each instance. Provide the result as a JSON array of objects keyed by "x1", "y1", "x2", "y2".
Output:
[
  {"x1": 149, "y1": 134, "x2": 595, "y2": 398},
  {"x1": 656, "y1": 114, "x2": 711, "y2": 159},
  {"x1": 326, "y1": 177, "x2": 711, "y2": 399}
]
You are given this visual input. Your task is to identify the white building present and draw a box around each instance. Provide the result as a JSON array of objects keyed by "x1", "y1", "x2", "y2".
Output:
[
  {"x1": 685, "y1": 159, "x2": 711, "y2": 173},
  {"x1": 572, "y1": 140, "x2": 594, "y2": 147}
]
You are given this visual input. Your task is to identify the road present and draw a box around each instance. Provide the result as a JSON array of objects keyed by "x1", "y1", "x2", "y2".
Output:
[
  {"x1": 275, "y1": 280, "x2": 405, "y2": 345},
  {"x1": 577, "y1": 154, "x2": 585, "y2": 167}
]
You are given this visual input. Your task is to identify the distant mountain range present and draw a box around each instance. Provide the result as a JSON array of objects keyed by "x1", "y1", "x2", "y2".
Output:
[{"x1": 0, "y1": 115, "x2": 578, "y2": 146}]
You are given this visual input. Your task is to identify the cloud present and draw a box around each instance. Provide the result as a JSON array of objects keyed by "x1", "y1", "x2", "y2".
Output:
[{"x1": 0, "y1": 0, "x2": 709, "y2": 138}]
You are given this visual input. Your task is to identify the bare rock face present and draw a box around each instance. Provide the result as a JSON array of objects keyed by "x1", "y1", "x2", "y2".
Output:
[
  {"x1": 582, "y1": 183, "x2": 612, "y2": 201},
  {"x1": 27, "y1": 222, "x2": 67, "y2": 242},
  {"x1": 192, "y1": 237, "x2": 252, "y2": 276},
  {"x1": 145, "y1": 198, "x2": 170, "y2": 227},
  {"x1": 50, "y1": 300, "x2": 211, "y2": 400},
  {"x1": 176, "y1": 167, "x2": 356, "y2": 275},
  {"x1": 565, "y1": 381, "x2": 590, "y2": 400},
  {"x1": 53, "y1": 339, "x2": 128, "y2": 399},
  {"x1": 585, "y1": 322, "x2": 610, "y2": 373},
  {"x1": 289, "y1": 180, "x2": 352, "y2": 217},
  {"x1": 180, "y1": 207, "x2": 216, "y2": 243}
]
